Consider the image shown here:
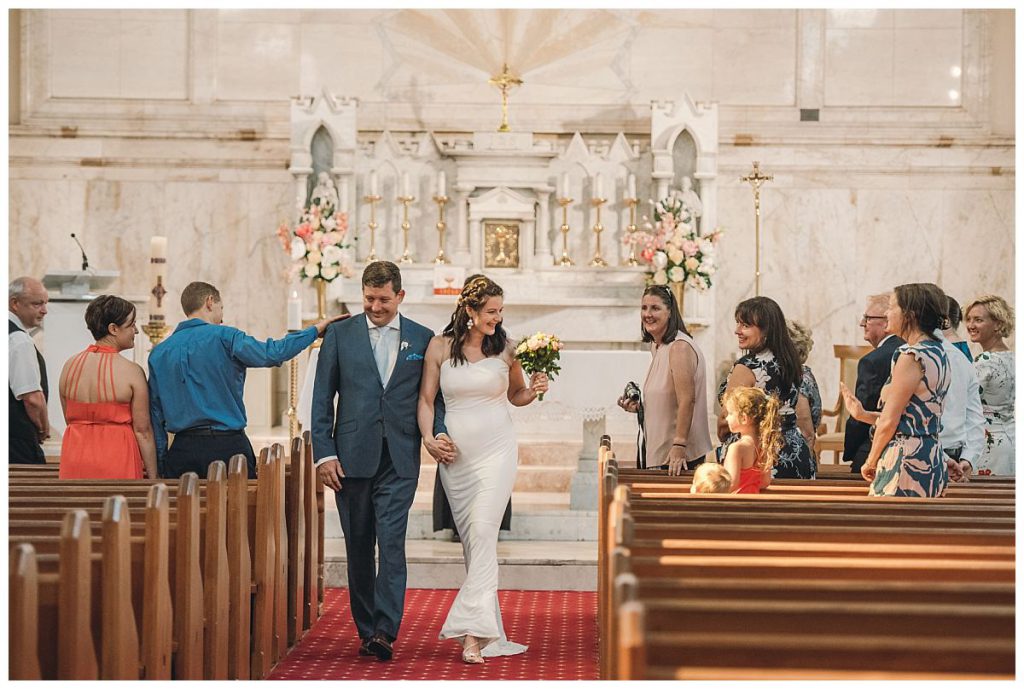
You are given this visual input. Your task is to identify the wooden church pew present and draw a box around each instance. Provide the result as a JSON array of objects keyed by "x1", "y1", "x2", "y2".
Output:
[{"x1": 599, "y1": 452, "x2": 1016, "y2": 680}]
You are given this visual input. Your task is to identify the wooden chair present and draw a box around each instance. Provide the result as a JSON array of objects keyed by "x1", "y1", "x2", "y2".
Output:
[{"x1": 815, "y1": 344, "x2": 872, "y2": 464}]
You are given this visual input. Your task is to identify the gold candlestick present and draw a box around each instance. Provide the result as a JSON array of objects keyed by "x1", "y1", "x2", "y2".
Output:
[
  {"x1": 142, "y1": 318, "x2": 170, "y2": 346},
  {"x1": 488, "y1": 63, "x2": 523, "y2": 133},
  {"x1": 432, "y1": 195, "x2": 450, "y2": 264},
  {"x1": 287, "y1": 357, "x2": 299, "y2": 438},
  {"x1": 397, "y1": 195, "x2": 415, "y2": 264},
  {"x1": 555, "y1": 197, "x2": 574, "y2": 266},
  {"x1": 589, "y1": 197, "x2": 609, "y2": 267},
  {"x1": 623, "y1": 197, "x2": 640, "y2": 266},
  {"x1": 741, "y1": 161, "x2": 773, "y2": 296},
  {"x1": 363, "y1": 194, "x2": 382, "y2": 262}
]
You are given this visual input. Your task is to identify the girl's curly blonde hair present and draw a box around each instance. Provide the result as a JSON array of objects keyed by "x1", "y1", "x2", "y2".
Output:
[{"x1": 722, "y1": 386, "x2": 782, "y2": 471}]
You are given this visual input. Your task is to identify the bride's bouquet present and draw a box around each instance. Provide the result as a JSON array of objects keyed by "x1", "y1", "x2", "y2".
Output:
[{"x1": 514, "y1": 332, "x2": 563, "y2": 401}]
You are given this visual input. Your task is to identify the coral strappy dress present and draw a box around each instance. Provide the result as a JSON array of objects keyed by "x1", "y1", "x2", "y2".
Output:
[{"x1": 59, "y1": 345, "x2": 144, "y2": 479}]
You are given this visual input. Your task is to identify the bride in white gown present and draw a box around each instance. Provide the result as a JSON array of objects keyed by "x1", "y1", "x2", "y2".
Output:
[{"x1": 418, "y1": 275, "x2": 549, "y2": 664}]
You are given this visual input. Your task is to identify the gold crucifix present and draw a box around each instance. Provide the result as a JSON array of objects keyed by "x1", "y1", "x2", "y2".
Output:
[
  {"x1": 741, "y1": 161, "x2": 773, "y2": 296},
  {"x1": 488, "y1": 63, "x2": 523, "y2": 133}
]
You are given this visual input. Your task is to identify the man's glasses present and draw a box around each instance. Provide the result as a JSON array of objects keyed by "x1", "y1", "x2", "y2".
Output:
[{"x1": 859, "y1": 314, "x2": 887, "y2": 325}]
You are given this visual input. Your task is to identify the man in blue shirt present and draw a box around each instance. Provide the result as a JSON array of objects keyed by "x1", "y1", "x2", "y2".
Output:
[{"x1": 149, "y1": 281, "x2": 342, "y2": 478}]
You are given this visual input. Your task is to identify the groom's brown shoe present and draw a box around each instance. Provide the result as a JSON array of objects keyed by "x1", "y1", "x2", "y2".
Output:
[
  {"x1": 358, "y1": 638, "x2": 373, "y2": 656},
  {"x1": 367, "y1": 633, "x2": 394, "y2": 661}
]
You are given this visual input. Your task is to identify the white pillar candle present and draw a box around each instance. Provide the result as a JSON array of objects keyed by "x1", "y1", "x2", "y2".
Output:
[
  {"x1": 369, "y1": 170, "x2": 378, "y2": 196},
  {"x1": 436, "y1": 170, "x2": 446, "y2": 198},
  {"x1": 287, "y1": 289, "x2": 302, "y2": 330},
  {"x1": 594, "y1": 173, "x2": 604, "y2": 201},
  {"x1": 561, "y1": 172, "x2": 570, "y2": 199},
  {"x1": 627, "y1": 174, "x2": 636, "y2": 200},
  {"x1": 401, "y1": 172, "x2": 411, "y2": 198}
]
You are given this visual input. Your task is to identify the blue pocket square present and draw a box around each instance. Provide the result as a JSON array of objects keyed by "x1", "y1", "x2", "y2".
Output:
[{"x1": 405, "y1": 353, "x2": 424, "y2": 361}]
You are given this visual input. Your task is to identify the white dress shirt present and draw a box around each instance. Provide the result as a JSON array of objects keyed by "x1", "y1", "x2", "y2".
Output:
[
  {"x1": 368, "y1": 314, "x2": 401, "y2": 388},
  {"x1": 936, "y1": 331, "x2": 985, "y2": 464},
  {"x1": 8, "y1": 312, "x2": 43, "y2": 399}
]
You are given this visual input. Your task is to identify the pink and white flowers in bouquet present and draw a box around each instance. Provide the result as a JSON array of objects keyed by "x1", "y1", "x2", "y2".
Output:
[
  {"x1": 276, "y1": 192, "x2": 354, "y2": 283},
  {"x1": 645, "y1": 195, "x2": 723, "y2": 291},
  {"x1": 514, "y1": 331, "x2": 563, "y2": 401}
]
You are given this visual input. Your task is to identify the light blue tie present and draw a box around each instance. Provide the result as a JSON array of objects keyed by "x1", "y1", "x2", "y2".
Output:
[{"x1": 374, "y1": 326, "x2": 391, "y2": 386}]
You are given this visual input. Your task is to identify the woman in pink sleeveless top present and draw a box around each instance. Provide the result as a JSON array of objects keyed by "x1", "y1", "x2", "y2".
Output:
[
  {"x1": 618, "y1": 285, "x2": 713, "y2": 473},
  {"x1": 58, "y1": 295, "x2": 158, "y2": 479}
]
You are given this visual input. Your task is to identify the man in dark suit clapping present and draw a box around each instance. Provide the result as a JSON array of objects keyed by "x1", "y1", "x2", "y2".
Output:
[{"x1": 843, "y1": 293, "x2": 905, "y2": 473}]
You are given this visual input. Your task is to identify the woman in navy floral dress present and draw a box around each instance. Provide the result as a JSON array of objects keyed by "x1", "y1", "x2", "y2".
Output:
[
  {"x1": 718, "y1": 297, "x2": 816, "y2": 479},
  {"x1": 842, "y1": 283, "x2": 950, "y2": 497}
]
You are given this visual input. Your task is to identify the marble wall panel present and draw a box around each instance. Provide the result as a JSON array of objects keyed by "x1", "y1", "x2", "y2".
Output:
[
  {"x1": 49, "y1": 10, "x2": 188, "y2": 99},
  {"x1": 629, "y1": 27, "x2": 713, "y2": 103},
  {"x1": 298, "y1": 23, "x2": 386, "y2": 98},
  {"x1": 49, "y1": 16, "x2": 122, "y2": 97},
  {"x1": 712, "y1": 24, "x2": 798, "y2": 106},
  {"x1": 215, "y1": 21, "x2": 299, "y2": 101},
  {"x1": 826, "y1": 9, "x2": 893, "y2": 30},
  {"x1": 893, "y1": 29, "x2": 963, "y2": 106},
  {"x1": 119, "y1": 16, "x2": 189, "y2": 99},
  {"x1": 824, "y1": 28, "x2": 895, "y2": 105}
]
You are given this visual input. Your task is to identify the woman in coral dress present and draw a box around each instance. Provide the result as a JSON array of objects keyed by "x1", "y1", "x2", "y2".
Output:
[{"x1": 58, "y1": 295, "x2": 158, "y2": 479}]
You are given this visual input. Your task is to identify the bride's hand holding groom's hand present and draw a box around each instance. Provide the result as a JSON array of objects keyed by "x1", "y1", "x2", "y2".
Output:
[{"x1": 426, "y1": 432, "x2": 457, "y2": 464}]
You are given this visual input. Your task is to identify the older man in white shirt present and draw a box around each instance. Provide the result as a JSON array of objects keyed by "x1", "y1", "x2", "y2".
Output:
[
  {"x1": 9, "y1": 276, "x2": 50, "y2": 463},
  {"x1": 936, "y1": 330, "x2": 985, "y2": 482}
]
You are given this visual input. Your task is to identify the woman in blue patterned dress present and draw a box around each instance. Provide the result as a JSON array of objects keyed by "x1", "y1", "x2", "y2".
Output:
[
  {"x1": 718, "y1": 297, "x2": 816, "y2": 479},
  {"x1": 842, "y1": 283, "x2": 950, "y2": 497}
]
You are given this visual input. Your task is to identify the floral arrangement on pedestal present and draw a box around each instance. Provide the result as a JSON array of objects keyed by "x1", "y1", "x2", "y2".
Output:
[
  {"x1": 276, "y1": 188, "x2": 354, "y2": 283},
  {"x1": 640, "y1": 195, "x2": 723, "y2": 291}
]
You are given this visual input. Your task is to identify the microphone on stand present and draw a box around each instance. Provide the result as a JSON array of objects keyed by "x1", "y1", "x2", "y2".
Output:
[{"x1": 70, "y1": 233, "x2": 90, "y2": 272}]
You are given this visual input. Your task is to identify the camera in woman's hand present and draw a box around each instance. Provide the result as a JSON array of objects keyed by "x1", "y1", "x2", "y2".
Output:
[
  {"x1": 618, "y1": 381, "x2": 641, "y2": 413},
  {"x1": 624, "y1": 381, "x2": 641, "y2": 403}
]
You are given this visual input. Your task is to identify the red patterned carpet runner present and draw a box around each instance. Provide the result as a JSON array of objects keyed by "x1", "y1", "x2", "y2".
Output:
[{"x1": 270, "y1": 588, "x2": 598, "y2": 680}]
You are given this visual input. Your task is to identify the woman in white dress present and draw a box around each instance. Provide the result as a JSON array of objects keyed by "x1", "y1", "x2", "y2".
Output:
[
  {"x1": 964, "y1": 294, "x2": 1015, "y2": 475},
  {"x1": 417, "y1": 275, "x2": 549, "y2": 664}
]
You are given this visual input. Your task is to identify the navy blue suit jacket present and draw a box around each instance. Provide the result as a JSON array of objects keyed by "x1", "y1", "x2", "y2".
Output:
[
  {"x1": 310, "y1": 313, "x2": 444, "y2": 480},
  {"x1": 843, "y1": 334, "x2": 905, "y2": 465}
]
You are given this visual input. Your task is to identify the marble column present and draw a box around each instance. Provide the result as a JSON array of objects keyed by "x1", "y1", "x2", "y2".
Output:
[
  {"x1": 292, "y1": 172, "x2": 311, "y2": 212},
  {"x1": 535, "y1": 187, "x2": 554, "y2": 265},
  {"x1": 521, "y1": 218, "x2": 536, "y2": 271},
  {"x1": 468, "y1": 218, "x2": 482, "y2": 272},
  {"x1": 454, "y1": 185, "x2": 472, "y2": 265}
]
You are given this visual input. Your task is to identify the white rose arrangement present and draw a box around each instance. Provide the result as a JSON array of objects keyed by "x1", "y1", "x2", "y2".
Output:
[
  {"x1": 643, "y1": 195, "x2": 723, "y2": 292},
  {"x1": 276, "y1": 190, "x2": 354, "y2": 283}
]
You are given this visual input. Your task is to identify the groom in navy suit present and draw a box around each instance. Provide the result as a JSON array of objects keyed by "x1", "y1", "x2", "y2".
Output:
[{"x1": 311, "y1": 261, "x2": 452, "y2": 661}]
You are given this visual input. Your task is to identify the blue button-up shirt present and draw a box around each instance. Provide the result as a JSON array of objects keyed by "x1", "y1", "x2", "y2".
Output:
[{"x1": 148, "y1": 318, "x2": 317, "y2": 459}]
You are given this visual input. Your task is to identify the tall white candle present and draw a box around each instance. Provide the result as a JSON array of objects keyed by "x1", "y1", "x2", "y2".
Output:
[
  {"x1": 287, "y1": 290, "x2": 302, "y2": 331},
  {"x1": 436, "y1": 170, "x2": 446, "y2": 198},
  {"x1": 401, "y1": 172, "x2": 411, "y2": 198},
  {"x1": 594, "y1": 173, "x2": 604, "y2": 201},
  {"x1": 561, "y1": 172, "x2": 570, "y2": 199},
  {"x1": 369, "y1": 170, "x2": 378, "y2": 196},
  {"x1": 627, "y1": 174, "x2": 637, "y2": 200}
]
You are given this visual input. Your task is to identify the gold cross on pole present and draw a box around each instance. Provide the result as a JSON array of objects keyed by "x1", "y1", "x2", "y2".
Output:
[
  {"x1": 741, "y1": 161, "x2": 773, "y2": 296},
  {"x1": 488, "y1": 63, "x2": 523, "y2": 133}
]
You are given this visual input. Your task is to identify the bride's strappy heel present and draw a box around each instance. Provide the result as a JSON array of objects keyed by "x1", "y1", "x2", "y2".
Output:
[{"x1": 461, "y1": 636, "x2": 484, "y2": 664}]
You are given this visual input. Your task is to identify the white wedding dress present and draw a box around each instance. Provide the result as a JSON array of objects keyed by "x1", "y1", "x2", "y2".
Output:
[{"x1": 437, "y1": 355, "x2": 527, "y2": 657}]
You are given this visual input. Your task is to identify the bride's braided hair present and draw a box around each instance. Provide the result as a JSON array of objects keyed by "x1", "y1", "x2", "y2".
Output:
[{"x1": 443, "y1": 274, "x2": 507, "y2": 365}]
